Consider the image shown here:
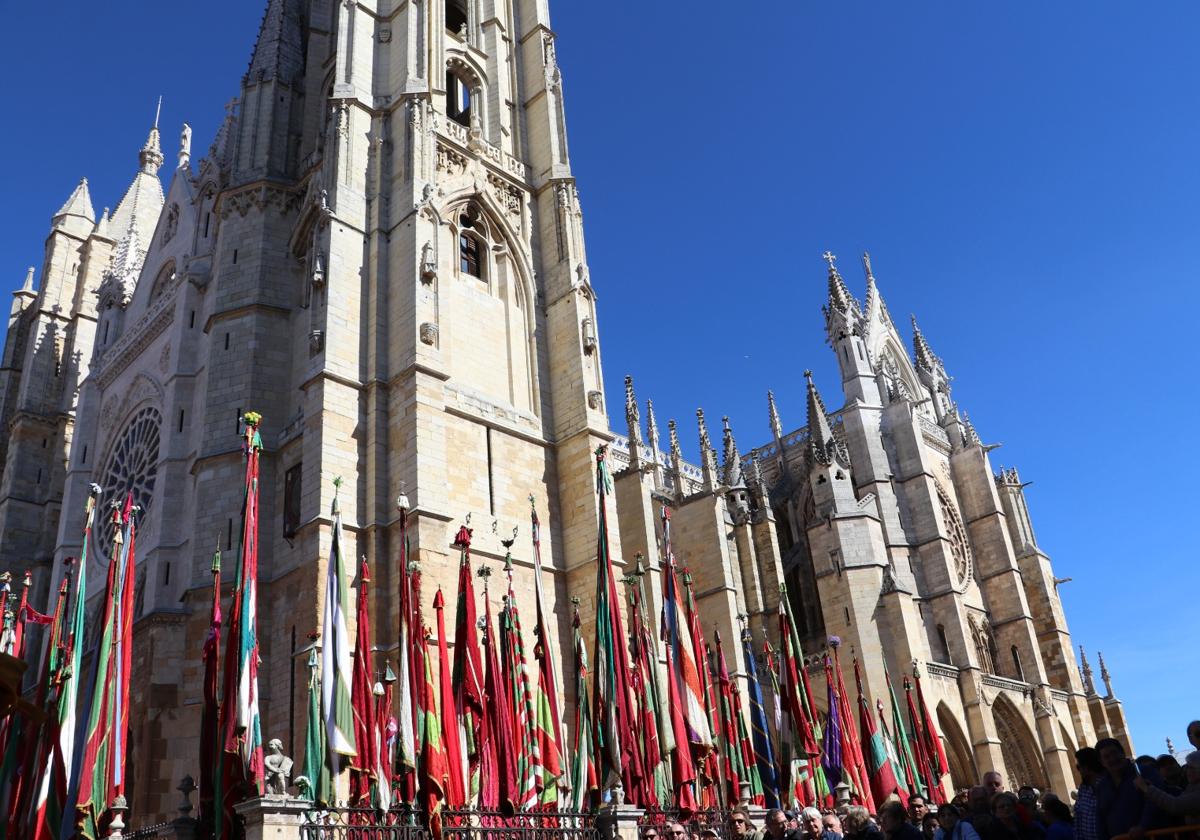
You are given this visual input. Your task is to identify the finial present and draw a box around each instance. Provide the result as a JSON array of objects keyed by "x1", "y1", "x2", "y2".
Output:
[
  {"x1": 862, "y1": 251, "x2": 874, "y2": 280},
  {"x1": 668, "y1": 418, "x2": 682, "y2": 462},
  {"x1": 1097, "y1": 651, "x2": 1115, "y2": 698},
  {"x1": 20, "y1": 267, "x2": 34, "y2": 294},
  {"x1": 911, "y1": 314, "x2": 939, "y2": 374},
  {"x1": 1079, "y1": 645, "x2": 1097, "y2": 695},
  {"x1": 697, "y1": 408, "x2": 718, "y2": 487},
  {"x1": 624, "y1": 375, "x2": 643, "y2": 450},
  {"x1": 822, "y1": 251, "x2": 838, "y2": 273},
  {"x1": 154, "y1": 95, "x2": 163, "y2": 129},
  {"x1": 767, "y1": 390, "x2": 782, "y2": 439},
  {"x1": 1167, "y1": 737, "x2": 1177, "y2": 757},
  {"x1": 721, "y1": 415, "x2": 745, "y2": 489},
  {"x1": 645, "y1": 399, "x2": 660, "y2": 463}
]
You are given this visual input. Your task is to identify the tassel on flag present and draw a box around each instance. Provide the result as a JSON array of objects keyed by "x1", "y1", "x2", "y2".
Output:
[
  {"x1": 568, "y1": 602, "x2": 598, "y2": 812},
  {"x1": 450, "y1": 525, "x2": 484, "y2": 806},
  {"x1": 433, "y1": 588, "x2": 466, "y2": 808},
  {"x1": 321, "y1": 478, "x2": 358, "y2": 786},
  {"x1": 856, "y1": 659, "x2": 901, "y2": 808},
  {"x1": 529, "y1": 500, "x2": 565, "y2": 807},
  {"x1": 742, "y1": 628, "x2": 779, "y2": 808},
  {"x1": 590, "y1": 446, "x2": 645, "y2": 804},
  {"x1": 349, "y1": 560, "x2": 381, "y2": 810},
  {"x1": 199, "y1": 544, "x2": 222, "y2": 837}
]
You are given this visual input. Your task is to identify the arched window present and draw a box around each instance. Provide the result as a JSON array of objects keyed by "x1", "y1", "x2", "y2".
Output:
[
  {"x1": 457, "y1": 205, "x2": 487, "y2": 279},
  {"x1": 149, "y1": 262, "x2": 176, "y2": 302},
  {"x1": 1010, "y1": 646, "x2": 1026, "y2": 682},
  {"x1": 446, "y1": 67, "x2": 472, "y2": 127},
  {"x1": 445, "y1": 0, "x2": 468, "y2": 34}
]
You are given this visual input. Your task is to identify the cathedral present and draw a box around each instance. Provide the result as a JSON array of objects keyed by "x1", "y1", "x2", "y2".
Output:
[{"x1": 0, "y1": 0, "x2": 1132, "y2": 823}]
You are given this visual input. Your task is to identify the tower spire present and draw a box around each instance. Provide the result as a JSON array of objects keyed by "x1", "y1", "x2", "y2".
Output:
[
  {"x1": 805, "y1": 370, "x2": 848, "y2": 467},
  {"x1": 19, "y1": 267, "x2": 35, "y2": 295},
  {"x1": 721, "y1": 416, "x2": 745, "y2": 489},
  {"x1": 1097, "y1": 651, "x2": 1115, "y2": 699},
  {"x1": 646, "y1": 399, "x2": 660, "y2": 459},
  {"x1": 668, "y1": 418, "x2": 685, "y2": 499},
  {"x1": 624, "y1": 375, "x2": 643, "y2": 450},
  {"x1": 911, "y1": 314, "x2": 939, "y2": 374},
  {"x1": 246, "y1": 0, "x2": 305, "y2": 84},
  {"x1": 139, "y1": 110, "x2": 164, "y2": 176},
  {"x1": 54, "y1": 178, "x2": 96, "y2": 224},
  {"x1": 822, "y1": 251, "x2": 862, "y2": 344},
  {"x1": 767, "y1": 389, "x2": 783, "y2": 439},
  {"x1": 697, "y1": 408, "x2": 719, "y2": 491}
]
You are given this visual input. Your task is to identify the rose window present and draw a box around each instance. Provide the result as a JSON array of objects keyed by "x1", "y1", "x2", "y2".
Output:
[
  {"x1": 937, "y1": 483, "x2": 974, "y2": 588},
  {"x1": 96, "y1": 407, "x2": 161, "y2": 561}
]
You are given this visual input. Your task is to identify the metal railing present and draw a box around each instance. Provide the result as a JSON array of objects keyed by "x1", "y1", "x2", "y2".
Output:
[
  {"x1": 1111, "y1": 829, "x2": 1200, "y2": 840},
  {"x1": 300, "y1": 807, "x2": 598, "y2": 840},
  {"x1": 640, "y1": 808, "x2": 732, "y2": 840}
]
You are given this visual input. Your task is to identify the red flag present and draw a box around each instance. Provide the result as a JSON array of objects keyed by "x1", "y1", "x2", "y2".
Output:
[
  {"x1": 914, "y1": 668, "x2": 949, "y2": 801},
  {"x1": 395, "y1": 512, "x2": 418, "y2": 805},
  {"x1": 477, "y1": 585, "x2": 500, "y2": 810},
  {"x1": 856, "y1": 660, "x2": 900, "y2": 809},
  {"x1": 905, "y1": 678, "x2": 941, "y2": 805},
  {"x1": 418, "y1": 625, "x2": 447, "y2": 835},
  {"x1": 349, "y1": 561, "x2": 380, "y2": 808},
  {"x1": 433, "y1": 588, "x2": 466, "y2": 807},
  {"x1": 713, "y1": 631, "x2": 744, "y2": 805},
  {"x1": 530, "y1": 502, "x2": 565, "y2": 805},
  {"x1": 450, "y1": 526, "x2": 484, "y2": 804},
  {"x1": 831, "y1": 644, "x2": 873, "y2": 812},
  {"x1": 481, "y1": 585, "x2": 516, "y2": 811}
]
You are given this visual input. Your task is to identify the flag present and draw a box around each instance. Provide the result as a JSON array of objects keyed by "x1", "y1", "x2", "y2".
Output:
[
  {"x1": 479, "y1": 584, "x2": 505, "y2": 810},
  {"x1": 568, "y1": 604, "x2": 597, "y2": 812},
  {"x1": 75, "y1": 494, "x2": 137, "y2": 839},
  {"x1": 660, "y1": 505, "x2": 704, "y2": 813},
  {"x1": 499, "y1": 558, "x2": 539, "y2": 811},
  {"x1": 776, "y1": 585, "x2": 818, "y2": 807},
  {"x1": 300, "y1": 648, "x2": 330, "y2": 804},
  {"x1": 590, "y1": 446, "x2": 645, "y2": 803},
  {"x1": 914, "y1": 667, "x2": 949, "y2": 803},
  {"x1": 0, "y1": 572, "x2": 32, "y2": 832},
  {"x1": 419, "y1": 626, "x2": 447, "y2": 834},
  {"x1": 904, "y1": 677, "x2": 937, "y2": 802},
  {"x1": 627, "y1": 566, "x2": 669, "y2": 806},
  {"x1": 729, "y1": 639, "x2": 765, "y2": 807},
  {"x1": 530, "y1": 502, "x2": 565, "y2": 807},
  {"x1": 395, "y1": 513, "x2": 417, "y2": 805},
  {"x1": 886, "y1": 669, "x2": 923, "y2": 800},
  {"x1": 432, "y1": 588, "x2": 465, "y2": 808},
  {"x1": 856, "y1": 659, "x2": 900, "y2": 808},
  {"x1": 217, "y1": 412, "x2": 266, "y2": 837},
  {"x1": 680, "y1": 572, "x2": 719, "y2": 806},
  {"x1": 713, "y1": 631, "x2": 745, "y2": 805},
  {"x1": 450, "y1": 525, "x2": 483, "y2": 806},
  {"x1": 742, "y1": 629, "x2": 779, "y2": 808},
  {"x1": 876, "y1": 698, "x2": 911, "y2": 807},
  {"x1": 199, "y1": 545, "x2": 222, "y2": 838},
  {"x1": 349, "y1": 560, "x2": 381, "y2": 809},
  {"x1": 375, "y1": 666, "x2": 397, "y2": 810},
  {"x1": 831, "y1": 643, "x2": 873, "y2": 812},
  {"x1": 821, "y1": 656, "x2": 844, "y2": 795},
  {"x1": 27, "y1": 489, "x2": 97, "y2": 839},
  {"x1": 322, "y1": 485, "x2": 357, "y2": 780}
]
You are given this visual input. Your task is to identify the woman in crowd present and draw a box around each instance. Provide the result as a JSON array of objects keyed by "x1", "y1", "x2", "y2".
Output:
[
  {"x1": 1038, "y1": 795, "x2": 1072, "y2": 840},
  {"x1": 992, "y1": 791, "x2": 1045, "y2": 840},
  {"x1": 934, "y1": 804, "x2": 980, "y2": 840},
  {"x1": 1135, "y1": 750, "x2": 1200, "y2": 825}
]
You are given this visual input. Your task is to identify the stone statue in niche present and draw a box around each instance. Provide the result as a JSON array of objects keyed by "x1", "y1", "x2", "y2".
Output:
[
  {"x1": 421, "y1": 241, "x2": 437, "y2": 283},
  {"x1": 264, "y1": 739, "x2": 293, "y2": 797}
]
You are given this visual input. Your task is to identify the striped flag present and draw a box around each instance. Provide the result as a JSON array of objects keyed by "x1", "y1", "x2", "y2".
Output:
[
  {"x1": 777, "y1": 586, "x2": 818, "y2": 807},
  {"x1": 432, "y1": 588, "x2": 465, "y2": 808},
  {"x1": 856, "y1": 659, "x2": 901, "y2": 807},
  {"x1": 831, "y1": 644, "x2": 873, "y2": 812},
  {"x1": 742, "y1": 628, "x2": 779, "y2": 807},
  {"x1": 322, "y1": 486, "x2": 357, "y2": 777},
  {"x1": 199, "y1": 545, "x2": 222, "y2": 837},
  {"x1": 479, "y1": 586, "x2": 507, "y2": 810},
  {"x1": 913, "y1": 668, "x2": 949, "y2": 803},
  {"x1": 500, "y1": 558, "x2": 539, "y2": 810},
  {"x1": 590, "y1": 447, "x2": 644, "y2": 803},
  {"x1": 450, "y1": 526, "x2": 483, "y2": 805},
  {"x1": 395, "y1": 514, "x2": 417, "y2": 805},
  {"x1": 627, "y1": 570, "x2": 669, "y2": 806},
  {"x1": 300, "y1": 648, "x2": 330, "y2": 804},
  {"x1": 904, "y1": 677, "x2": 936, "y2": 801},
  {"x1": 75, "y1": 494, "x2": 137, "y2": 839},
  {"x1": 876, "y1": 697, "x2": 911, "y2": 807},
  {"x1": 713, "y1": 631, "x2": 745, "y2": 805},
  {"x1": 885, "y1": 669, "x2": 924, "y2": 800},
  {"x1": 530, "y1": 502, "x2": 564, "y2": 806},
  {"x1": 419, "y1": 625, "x2": 448, "y2": 833},
  {"x1": 568, "y1": 604, "x2": 597, "y2": 811}
]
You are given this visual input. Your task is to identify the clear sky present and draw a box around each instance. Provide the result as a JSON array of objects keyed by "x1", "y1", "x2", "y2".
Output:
[{"x1": 1, "y1": 2, "x2": 1195, "y2": 759}]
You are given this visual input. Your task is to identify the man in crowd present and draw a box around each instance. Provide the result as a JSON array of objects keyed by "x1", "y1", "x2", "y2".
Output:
[
  {"x1": 966, "y1": 785, "x2": 999, "y2": 840},
  {"x1": 1074, "y1": 747, "x2": 1104, "y2": 840},
  {"x1": 766, "y1": 808, "x2": 798, "y2": 840},
  {"x1": 1135, "y1": 750, "x2": 1200, "y2": 826},
  {"x1": 1187, "y1": 721, "x2": 1200, "y2": 754},
  {"x1": 730, "y1": 808, "x2": 762, "y2": 840},
  {"x1": 908, "y1": 795, "x2": 930, "y2": 826},
  {"x1": 983, "y1": 772, "x2": 1005, "y2": 800},
  {"x1": 880, "y1": 801, "x2": 924, "y2": 840},
  {"x1": 823, "y1": 812, "x2": 845, "y2": 840},
  {"x1": 1095, "y1": 736, "x2": 1170, "y2": 839},
  {"x1": 802, "y1": 807, "x2": 840, "y2": 840}
]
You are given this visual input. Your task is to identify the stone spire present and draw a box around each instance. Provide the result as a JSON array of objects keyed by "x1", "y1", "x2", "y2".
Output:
[
  {"x1": 1097, "y1": 651, "x2": 1115, "y2": 699},
  {"x1": 53, "y1": 178, "x2": 96, "y2": 225},
  {"x1": 697, "y1": 409, "x2": 719, "y2": 490},
  {"x1": 768, "y1": 390, "x2": 783, "y2": 439},
  {"x1": 750, "y1": 452, "x2": 769, "y2": 502},
  {"x1": 721, "y1": 416, "x2": 745, "y2": 489},
  {"x1": 911, "y1": 314, "x2": 940, "y2": 375},
  {"x1": 960, "y1": 411, "x2": 981, "y2": 448},
  {"x1": 668, "y1": 418, "x2": 685, "y2": 497},
  {"x1": 646, "y1": 399, "x2": 660, "y2": 460},
  {"x1": 139, "y1": 102, "x2": 165, "y2": 176},
  {"x1": 822, "y1": 251, "x2": 861, "y2": 342},
  {"x1": 1079, "y1": 646, "x2": 1097, "y2": 695},
  {"x1": 624, "y1": 376, "x2": 643, "y2": 450},
  {"x1": 19, "y1": 267, "x2": 34, "y2": 295},
  {"x1": 246, "y1": 0, "x2": 306, "y2": 84},
  {"x1": 94, "y1": 207, "x2": 111, "y2": 240},
  {"x1": 806, "y1": 370, "x2": 849, "y2": 468},
  {"x1": 109, "y1": 116, "x2": 166, "y2": 254}
]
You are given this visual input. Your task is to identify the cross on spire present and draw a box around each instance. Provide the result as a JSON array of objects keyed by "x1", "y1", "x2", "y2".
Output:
[{"x1": 822, "y1": 251, "x2": 838, "y2": 271}]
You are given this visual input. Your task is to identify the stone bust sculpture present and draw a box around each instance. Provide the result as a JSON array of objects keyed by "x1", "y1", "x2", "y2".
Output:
[{"x1": 264, "y1": 738, "x2": 293, "y2": 797}]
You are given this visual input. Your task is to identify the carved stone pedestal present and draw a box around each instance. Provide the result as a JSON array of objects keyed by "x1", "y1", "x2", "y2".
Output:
[
  {"x1": 233, "y1": 797, "x2": 311, "y2": 840},
  {"x1": 597, "y1": 803, "x2": 646, "y2": 840}
]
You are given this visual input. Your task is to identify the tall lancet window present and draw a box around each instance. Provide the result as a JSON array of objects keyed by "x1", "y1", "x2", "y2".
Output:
[
  {"x1": 447, "y1": 69, "x2": 472, "y2": 127},
  {"x1": 458, "y1": 205, "x2": 487, "y2": 279}
]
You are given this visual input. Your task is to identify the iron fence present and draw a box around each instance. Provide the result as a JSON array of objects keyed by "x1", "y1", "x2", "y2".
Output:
[
  {"x1": 300, "y1": 807, "x2": 599, "y2": 840},
  {"x1": 639, "y1": 808, "x2": 732, "y2": 840}
]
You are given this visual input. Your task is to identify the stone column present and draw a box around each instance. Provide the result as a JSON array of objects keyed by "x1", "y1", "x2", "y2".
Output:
[
  {"x1": 234, "y1": 797, "x2": 310, "y2": 840},
  {"x1": 598, "y1": 803, "x2": 646, "y2": 840}
]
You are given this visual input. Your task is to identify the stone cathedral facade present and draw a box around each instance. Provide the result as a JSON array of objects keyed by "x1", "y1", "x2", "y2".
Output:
[{"x1": 0, "y1": 0, "x2": 1131, "y2": 822}]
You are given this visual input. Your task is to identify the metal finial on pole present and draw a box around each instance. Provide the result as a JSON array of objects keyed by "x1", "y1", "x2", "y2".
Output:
[{"x1": 154, "y1": 95, "x2": 163, "y2": 129}]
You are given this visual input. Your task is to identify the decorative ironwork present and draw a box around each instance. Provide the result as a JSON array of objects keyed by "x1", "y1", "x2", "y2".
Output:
[
  {"x1": 641, "y1": 808, "x2": 732, "y2": 840},
  {"x1": 301, "y1": 806, "x2": 431, "y2": 840},
  {"x1": 300, "y1": 807, "x2": 598, "y2": 840},
  {"x1": 124, "y1": 821, "x2": 173, "y2": 840},
  {"x1": 97, "y1": 406, "x2": 161, "y2": 561}
]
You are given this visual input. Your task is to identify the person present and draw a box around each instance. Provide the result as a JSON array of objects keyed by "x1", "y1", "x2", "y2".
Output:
[
  {"x1": 992, "y1": 791, "x2": 1044, "y2": 840},
  {"x1": 1074, "y1": 747, "x2": 1104, "y2": 840},
  {"x1": 1157, "y1": 754, "x2": 1186, "y2": 793},
  {"x1": 802, "y1": 807, "x2": 840, "y2": 840},
  {"x1": 731, "y1": 808, "x2": 762, "y2": 840},
  {"x1": 922, "y1": 813, "x2": 940, "y2": 840},
  {"x1": 1135, "y1": 749, "x2": 1200, "y2": 825},
  {"x1": 1040, "y1": 795, "x2": 1073, "y2": 840},
  {"x1": 766, "y1": 809, "x2": 799, "y2": 840},
  {"x1": 984, "y1": 773, "x2": 1006, "y2": 800},
  {"x1": 909, "y1": 795, "x2": 931, "y2": 826},
  {"x1": 1188, "y1": 721, "x2": 1200, "y2": 754},
  {"x1": 880, "y1": 801, "x2": 925, "y2": 840},
  {"x1": 643, "y1": 827, "x2": 662, "y2": 840},
  {"x1": 1095, "y1": 736, "x2": 1172, "y2": 839},
  {"x1": 1017, "y1": 787, "x2": 1040, "y2": 815},
  {"x1": 665, "y1": 822, "x2": 689, "y2": 840},
  {"x1": 936, "y1": 804, "x2": 983, "y2": 840},
  {"x1": 825, "y1": 812, "x2": 845, "y2": 840},
  {"x1": 843, "y1": 805, "x2": 884, "y2": 840},
  {"x1": 966, "y1": 785, "x2": 999, "y2": 840}
]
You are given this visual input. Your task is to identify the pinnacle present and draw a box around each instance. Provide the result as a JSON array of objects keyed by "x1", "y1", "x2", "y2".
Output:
[
  {"x1": 767, "y1": 389, "x2": 782, "y2": 438},
  {"x1": 911, "y1": 314, "x2": 938, "y2": 373},
  {"x1": 20, "y1": 266, "x2": 35, "y2": 294},
  {"x1": 247, "y1": 0, "x2": 306, "y2": 85},
  {"x1": 624, "y1": 375, "x2": 642, "y2": 448},
  {"x1": 721, "y1": 416, "x2": 745, "y2": 488},
  {"x1": 54, "y1": 177, "x2": 96, "y2": 223},
  {"x1": 805, "y1": 370, "x2": 838, "y2": 467}
]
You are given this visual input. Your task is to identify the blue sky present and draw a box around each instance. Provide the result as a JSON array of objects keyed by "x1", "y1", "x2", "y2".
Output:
[{"x1": 1, "y1": 3, "x2": 1195, "y2": 758}]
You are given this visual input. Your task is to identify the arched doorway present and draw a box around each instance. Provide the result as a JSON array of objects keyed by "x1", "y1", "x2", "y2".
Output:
[
  {"x1": 938, "y1": 703, "x2": 978, "y2": 793},
  {"x1": 992, "y1": 695, "x2": 1047, "y2": 790}
]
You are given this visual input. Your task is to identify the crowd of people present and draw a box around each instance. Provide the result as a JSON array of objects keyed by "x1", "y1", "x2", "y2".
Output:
[{"x1": 647, "y1": 722, "x2": 1200, "y2": 840}]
